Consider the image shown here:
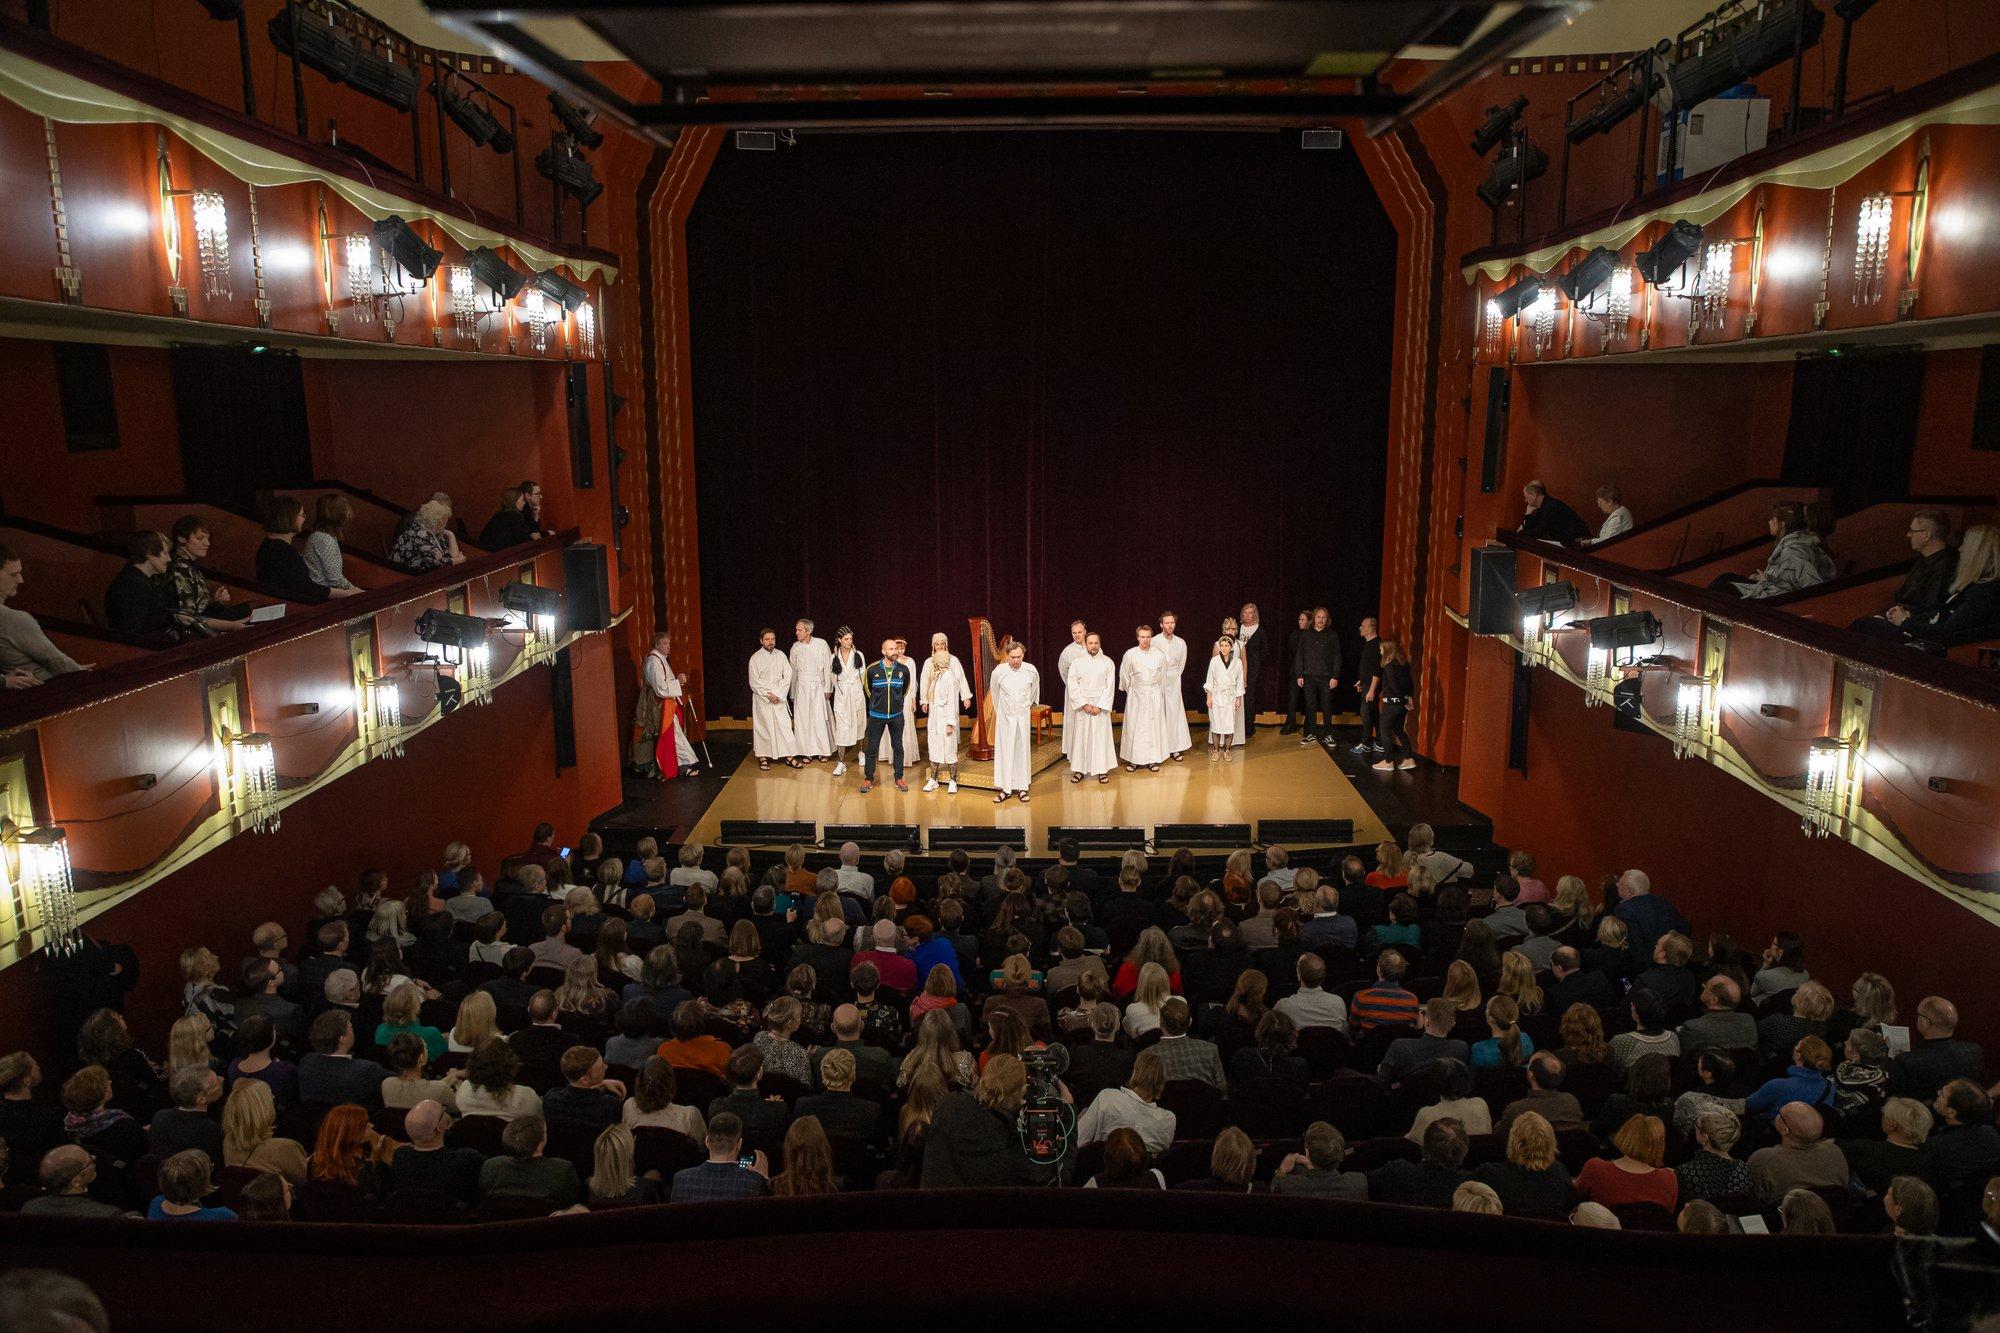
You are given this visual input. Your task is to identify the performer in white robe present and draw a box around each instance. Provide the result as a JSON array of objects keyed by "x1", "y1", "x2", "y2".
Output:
[
  {"x1": 1204, "y1": 637, "x2": 1246, "y2": 758},
  {"x1": 1056, "y1": 619, "x2": 1088, "y2": 760},
  {"x1": 877, "y1": 636, "x2": 920, "y2": 764},
  {"x1": 918, "y1": 633, "x2": 973, "y2": 793},
  {"x1": 989, "y1": 641, "x2": 1040, "y2": 802},
  {"x1": 787, "y1": 619, "x2": 834, "y2": 760},
  {"x1": 747, "y1": 629, "x2": 798, "y2": 767},
  {"x1": 828, "y1": 627, "x2": 866, "y2": 776},
  {"x1": 1118, "y1": 626, "x2": 1171, "y2": 771},
  {"x1": 1064, "y1": 632, "x2": 1117, "y2": 782},
  {"x1": 634, "y1": 632, "x2": 699, "y2": 778},
  {"x1": 1155, "y1": 612, "x2": 1193, "y2": 760}
]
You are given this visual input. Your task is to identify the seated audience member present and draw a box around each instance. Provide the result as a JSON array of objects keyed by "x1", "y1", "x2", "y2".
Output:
[
  {"x1": 1677, "y1": 1200, "x2": 1730, "y2": 1235},
  {"x1": 795, "y1": 1049, "x2": 883, "y2": 1144},
  {"x1": 1676, "y1": 1107, "x2": 1755, "y2": 1205},
  {"x1": 1925, "y1": 1080, "x2": 2000, "y2": 1207},
  {"x1": 1780, "y1": 1188, "x2": 1838, "y2": 1236},
  {"x1": 1750, "y1": 931, "x2": 1811, "y2": 1000},
  {"x1": 297, "y1": 1012, "x2": 389, "y2": 1108},
  {"x1": 1884, "y1": 1175, "x2": 1940, "y2": 1238},
  {"x1": 1077, "y1": 1051, "x2": 1175, "y2": 1158},
  {"x1": 1363, "y1": 894, "x2": 1422, "y2": 959},
  {"x1": 1509, "y1": 906, "x2": 1563, "y2": 972},
  {"x1": 1232, "y1": 1011, "x2": 1310, "y2": 1087},
  {"x1": 61, "y1": 1065, "x2": 143, "y2": 1165},
  {"x1": 1351, "y1": 950, "x2": 1421, "y2": 1033},
  {"x1": 1065, "y1": 1007, "x2": 1136, "y2": 1108},
  {"x1": 1570, "y1": 1202, "x2": 1621, "y2": 1229},
  {"x1": 1633, "y1": 932, "x2": 1700, "y2": 1024},
  {"x1": 752, "y1": 996, "x2": 816, "y2": 1089},
  {"x1": 1299, "y1": 880, "x2": 1358, "y2": 953},
  {"x1": 387, "y1": 1099, "x2": 483, "y2": 1205},
  {"x1": 104, "y1": 531, "x2": 189, "y2": 643},
  {"x1": 1712, "y1": 501, "x2": 1835, "y2": 600},
  {"x1": 605, "y1": 1000, "x2": 660, "y2": 1069},
  {"x1": 981, "y1": 955, "x2": 1050, "y2": 1039},
  {"x1": 1860, "y1": 524, "x2": 2000, "y2": 644},
  {"x1": 1849, "y1": 509, "x2": 1954, "y2": 634},
  {"x1": 1152, "y1": 998, "x2": 1228, "y2": 1092},
  {"x1": 1408, "y1": 1059, "x2": 1493, "y2": 1144},
  {"x1": 1517, "y1": 480, "x2": 1591, "y2": 546},
  {"x1": 765, "y1": 1117, "x2": 840, "y2": 1199},
  {"x1": 1679, "y1": 976, "x2": 1757, "y2": 1054},
  {"x1": 1846, "y1": 1096, "x2": 1934, "y2": 1198},
  {"x1": 1497, "y1": 1052, "x2": 1583, "y2": 1137},
  {"x1": 1891, "y1": 997, "x2": 1984, "y2": 1100},
  {"x1": 1744, "y1": 1036, "x2": 1836, "y2": 1121},
  {"x1": 1122, "y1": 962, "x2": 1172, "y2": 1040},
  {"x1": 20, "y1": 1145, "x2": 122, "y2": 1218},
  {"x1": 1546, "y1": 947, "x2": 1617, "y2": 1014},
  {"x1": 509, "y1": 992, "x2": 574, "y2": 1086},
  {"x1": 1475, "y1": 1112, "x2": 1577, "y2": 1216},
  {"x1": 657, "y1": 1001, "x2": 733, "y2": 1080},
  {"x1": 0, "y1": 1053, "x2": 67, "y2": 1178},
  {"x1": 1576, "y1": 1115, "x2": 1678, "y2": 1212},
  {"x1": 0, "y1": 546, "x2": 87, "y2": 683},
  {"x1": 1368, "y1": 1118, "x2": 1472, "y2": 1208},
  {"x1": 455, "y1": 1039, "x2": 541, "y2": 1121},
  {"x1": 1595, "y1": 1053, "x2": 1675, "y2": 1142},
  {"x1": 299, "y1": 922, "x2": 358, "y2": 1001},
  {"x1": 1759, "y1": 981, "x2": 1836, "y2": 1060},
  {"x1": 1584, "y1": 484, "x2": 1634, "y2": 547},
  {"x1": 815, "y1": 1003, "x2": 900, "y2": 1092},
  {"x1": 1831, "y1": 1028, "x2": 1893, "y2": 1129},
  {"x1": 375, "y1": 982, "x2": 445, "y2": 1062},
  {"x1": 479, "y1": 483, "x2": 543, "y2": 551},
  {"x1": 389, "y1": 499, "x2": 465, "y2": 572},
  {"x1": 1270, "y1": 1121, "x2": 1366, "y2": 1199},
  {"x1": 221, "y1": 1079, "x2": 307, "y2": 1183},
  {"x1": 1610, "y1": 870, "x2": 1689, "y2": 964},
  {"x1": 622, "y1": 1057, "x2": 706, "y2": 1141},
  {"x1": 477, "y1": 1113, "x2": 581, "y2": 1208},
  {"x1": 670, "y1": 1110, "x2": 771, "y2": 1202},
  {"x1": 543, "y1": 1047, "x2": 628, "y2": 1132},
  {"x1": 255, "y1": 497, "x2": 340, "y2": 603},
  {"x1": 148, "y1": 1066, "x2": 225, "y2": 1162},
  {"x1": 1174, "y1": 1126, "x2": 1261, "y2": 1194},
  {"x1": 1470, "y1": 996, "x2": 1533, "y2": 1071},
  {"x1": 1086, "y1": 1126, "x2": 1166, "y2": 1190},
  {"x1": 1673, "y1": 1050, "x2": 1748, "y2": 1134},
  {"x1": 708, "y1": 1047, "x2": 791, "y2": 1140},
  {"x1": 234, "y1": 958, "x2": 304, "y2": 1049},
  {"x1": 1609, "y1": 990, "x2": 1680, "y2": 1071},
  {"x1": 302, "y1": 495, "x2": 359, "y2": 595},
  {"x1": 1379, "y1": 998, "x2": 1470, "y2": 1090},
  {"x1": 165, "y1": 517, "x2": 249, "y2": 634},
  {"x1": 1275, "y1": 954, "x2": 1348, "y2": 1034},
  {"x1": 1749, "y1": 1102, "x2": 1850, "y2": 1203},
  {"x1": 148, "y1": 1148, "x2": 236, "y2": 1221},
  {"x1": 920, "y1": 1056, "x2": 1040, "y2": 1189}
]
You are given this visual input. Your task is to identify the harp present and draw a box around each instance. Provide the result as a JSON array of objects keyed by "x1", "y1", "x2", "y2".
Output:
[{"x1": 967, "y1": 615, "x2": 1014, "y2": 762}]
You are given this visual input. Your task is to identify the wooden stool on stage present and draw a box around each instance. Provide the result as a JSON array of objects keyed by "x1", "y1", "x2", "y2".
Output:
[{"x1": 1031, "y1": 705, "x2": 1053, "y2": 743}]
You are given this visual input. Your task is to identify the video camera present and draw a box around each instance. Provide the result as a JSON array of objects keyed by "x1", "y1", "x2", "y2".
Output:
[{"x1": 1017, "y1": 1045, "x2": 1074, "y2": 1168}]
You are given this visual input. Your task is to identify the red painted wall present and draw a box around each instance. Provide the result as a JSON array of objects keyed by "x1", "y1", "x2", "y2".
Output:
[{"x1": 0, "y1": 341, "x2": 183, "y2": 531}]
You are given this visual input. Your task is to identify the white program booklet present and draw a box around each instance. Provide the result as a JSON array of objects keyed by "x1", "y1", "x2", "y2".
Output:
[
  {"x1": 1883, "y1": 1025, "x2": 1912, "y2": 1056},
  {"x1": 248, "y1": 604, "x2": 287, "y2": 624},
  {"x1": 1736, "y1": 1214, "x2": 1769, "y2": 1235}
]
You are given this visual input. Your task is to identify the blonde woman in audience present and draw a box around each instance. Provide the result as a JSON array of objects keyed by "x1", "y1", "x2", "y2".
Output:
[
  {"x1": 449, "y1": 990, "x2": 503, "y2": 1055},
  {"x1": 1124, "y1": 962, "x2": 1173, "y2": 1039},
  {"x1": 587, "y1": 1123, "x2": 664, "y2": 1207},
  {"x1": 367, "y1": 899, "x2": 415, "y2": 948},
  {"x1": 221, "y1": 1078, "x2": 308, "y2": 1184},
  {"x1": 1841, "y1": 971, "x2": 1899, "y2": 1037},
  {"x1": 1550, "y1": 875, "x2": 1595, "y2": 943},
  {"x1": 1366, "y1": 842, "x2": 1408, "y2": 890},
  {"x1": 1498, "y1": 951, "x2": 1545, "y2": 1016},
  {"x1": 1453, "y1": 1181, "x2": 1504, "y2": 1215},
  {"x1": 166, "y1": 1014, "x2": 216, "y2": 1081},
  {"x1": 1441, "y1": 960, "x2": 1483, "y2": 1021},
  {"x1": 555, "y1": 956, "x2": 614, "y2": 1017},
  {"x1": 899, "y1": 1009, "x2": 977, "y2": 1090}
]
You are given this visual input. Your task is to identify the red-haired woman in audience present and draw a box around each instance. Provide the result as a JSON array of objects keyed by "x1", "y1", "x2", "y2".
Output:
[
  {"x1": 771, "y1": 1115, "x2": 838, "y2": 1197},
  {"x1": 300, "y1": 1104, "x2": 390, "y2": 1218},
  {"x1": 1575, "y1": 1114, "x2": 1677, "y2": 1212},
  {"x1": 1087, "y1": 1127, "x2": 1165, "y2": 1190},
  {"x1": 911, "y1": 963, "x2": 963, "y2": 1031}
]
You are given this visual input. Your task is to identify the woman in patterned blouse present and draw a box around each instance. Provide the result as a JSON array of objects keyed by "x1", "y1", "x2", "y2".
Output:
[
  {"x1": 167, "y1": 516, "x2": 250, "y2": 635},
  {"x1": 389, "y1": 499, "x2": 466, "y2": 573}
]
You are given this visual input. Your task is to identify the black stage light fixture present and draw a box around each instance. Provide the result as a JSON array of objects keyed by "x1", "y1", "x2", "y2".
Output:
[
  {"x1": 1659, "y1": 0, "x2": 1825, "y2": 112},
  {"x1": 1517, "y1": 581, "x2": 1580, "y2": 619},
  {"x1": 536, "y1": 136, "x2": 603, "y2": 207},
  {"x1": 373, "y1": 216, "x2": 441, "y2": 282},
  {"x1": 1589, "y1": 609, "x2": 1663, "y2": 651},
  {"x1": 268, "y1": 9, "x2": 360, "y2": 84},
  {"x1": 416, "y1": 608, "x2": 489, "y2": 653},
  {"x1": 1559, "y1": 246, "x2": 1622, "y2": 304},
  {"x1": 1567, "y1": 77, "x2": 1652, "y2": 144},
  {"x1": 467, "y1": 246, "x2": 525, "y2": 302},
  {"x1": 345, "y1": 41, "x2": 418, "y2": 112},
  {"x1": 1637, "y1": 220, "x2": 1704, "y2": 286},
  {"x1": 1490, "y1": 273, "x2": 1545, "y2": 321},
  {"x1": 500, "y1": 581, "x2": 561, "y2": 620},
  {"x1": 528, "y1": 267, "x2": 586, "y2": 313},
  {"x1": 547, "y1": 92, "x2": 605, "y2": 151},
  {"x1": 433, "y1": 80, "x2": 503, "y2": 149},
  {"x1": 1478, "y1": 141, "x2": 1549, "y2": 209},
  {"x1": 1471, "y1": 96, "x2": 1528, "y2": 156}
]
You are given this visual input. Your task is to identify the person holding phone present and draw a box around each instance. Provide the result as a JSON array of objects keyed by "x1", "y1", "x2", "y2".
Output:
[{"x1": 669, "y1": 1112, "x2": 771, "y2": 1201}]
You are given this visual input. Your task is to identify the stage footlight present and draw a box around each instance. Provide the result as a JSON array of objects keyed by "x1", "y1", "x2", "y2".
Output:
[
  {"x1": 1490, "y1": 274, "x2": 1545, "y2": 321},
  {"x1": 1478, "y1": 141, "x2": 1549, "y2": 209},
  {"x1": 1637, "y1": 221, "x2": 1704, "y2": 286},
  {"x1": 528, "y1": 267, "x2": 587, "y2": 313},
  {"x1": 1559, "y1": 247, "x2": 1622, "y2": 305},
  {"x1": 1471, "y1": 96, "x2": 1528, "y2": 156},
  {"x1": 547, "y1": 92, "x2": 605, "y2": 151},
  {"x1": 373, "y1": 216, "x2": 442, "y2": 283},
  {"x1": 1588, "y1": 609, "x2": 1663, "y2": 651},
  {"x1": 1658, "y1": 0, "x2": 1825, "y2": 112},
  {"x1": 1517, "y1": 581, "x2": 1580, "y2": 619}
]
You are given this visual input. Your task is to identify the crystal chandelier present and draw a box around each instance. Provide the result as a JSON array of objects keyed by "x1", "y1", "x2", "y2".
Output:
[
  {"x1": 1605, "y1": 267, "x2": 1632, "y2": 344},
  {"x1": 1695, "y1": 243, "x2": 1735, "y2": 330},
  {"x1": 1672, "y1": 676, "x2": 1708, "y2": 758},
  {"x1": 464, "y1": 644, "x2": 494, "y2": 705},
  {"x1": 365, "y1": 675, "x2": 404, "y2": 759},
  {"x1": 345, "y1": 233, "x2": 375, "y2": 322},
  {"x1": 1482, "y1": 298, "x2": 1502, "y2": 354},
  {"x1": 1526, "y1": 287, "x2": 1557, "y2": 355},
  {"x1": 575, "y1": 301, "x2": 596, "y2": 357},
  {"x1": 230, "y1": 732, "x2": 281, "y2": 834},
  {"x1": 190, "y1": 190, "x2": 231, "y2": 299},
  {"x1": 1584, "y1": 644, "x2": 1609, "y2": 705},
  {"x1": 1804, "y1": 736, "x2": 1850, "y2": 837},
  {"x1": 9, "y1": 825, "x2": 79, "y2": 955},
  {"x1": 1854, "y1": 193, "x2": 1893, "y2": 306},
  {"x1": 448, "y1": 265, "x2": 477, "y2": 339},
  {"x1": 522, "y1": 288, "x2": 550, "y2": 353}
]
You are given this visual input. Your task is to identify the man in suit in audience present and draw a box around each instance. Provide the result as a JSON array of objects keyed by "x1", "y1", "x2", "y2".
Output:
[
  {"x1": 1368, "y1": 1118, "x2": 1473, "y2": 1207},
  {"x1": 1336, "y1": 856, "x2": 1387, "y2": 936},
  {"x1": 794, "y1": 1049, "x2": 884, "y2": 1143},
  {"x1": 1632, "y1": 932, "x2": 1701, "y2": 1026},
  {"x1": 810, "y1": 1005, "x2": 899, "y2": 1092},
  {"x1": 298, "y1": 923, "x2": 359, "y2": 1008},
  {"x1": 1517, "y1": 480, "x2": 1591, "y2": 546},
  {"x1": 234, "y1": 957, "x2": 305, "y2": 1049},
  {"x1": 1377, "y1": 999, "x2": 1469, "y2": 1087},
  {"x1": 388, "y1": 1099, "x2": 483, "y2": 1205},
  {"x1": 507, "y1": 992, "x2": 573, "y2": 1090},
  {"x1": 708, "y1": 1046, "x2": 792, "y2": 1140},
  {"x1": 1509, "y1": 906, "x2": 1564, "y2": 972},
  {"x1": 1150, "y1": 999, "x2": 1228, "y2": 1092},
  {"x1": 1611, "y1": 869, "x2": 1689, "y2": 964},
  {"x1": 1678, "y1": 976, "x2": 1758, "y2": 1054},
  {"x1": 481, "y1": 948, "x2": 542, "y2": 1019},
  {"x1": 297, "y1": 1010, "x2": 388, "y2": 1107},
  {"x1": 1496, "y1": 1053, "x2": 1584, "y2": 1137},
  {"x1": 1892, "y1": 997, "x2": 1985, "y2": 1100},
  {"x1": 1545, "y1": 948, "x2": 1618, "y2": 1015}
]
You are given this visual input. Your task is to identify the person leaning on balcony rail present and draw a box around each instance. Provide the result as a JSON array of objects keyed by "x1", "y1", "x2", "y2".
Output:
[
  {"x1": 1855, "y1": 524, "x2": 2000, "y2": 648},
  {"x1": 0, "y1": 544, "x2": 86, "y2": 687},
  {"x1": 104, "y1": 530, "x2": 193, "y2": 645},
  {"x1": 257, "y1": 496, "x2": 351, "y2": 603},
  {"x1": 389, "y1": 499, "x2": 465, "y2": 573},
  {"x1": 302, "y1": 494, "x2": 360, "y2": 596}
]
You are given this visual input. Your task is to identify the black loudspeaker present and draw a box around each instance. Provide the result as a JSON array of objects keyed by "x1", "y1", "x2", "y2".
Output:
[
  {"x1": 1047, "y1": 825, "x2": 1147, "y2": 851},
  {"x1": 1469, "y1": 545, "x2": 1519, "y2": 636},
  {"x1": 1507, "y1": 655, "x2": 1532, "y2": 774},
  {"x1": 1612, "y1": 677, "x2": 1651, "y2": 734},
  {"x1": 1255, "y1": 819, "x2": 1357, "y2": 846},
  {"x1": 563, "y1": 542, "x2": 611, "y2": 632},
  {"x1": 719, "y1": 819, "x2": 818, "y2": 845},
  {"x1": 1153, "y1": 823, "x2": 1253, "y2": 848},
  {"x1": 551, "y1": 645, "x2": 576, "y2": 770},
  {"x1": 928, "y1": 826, "x2": 1028, "y2": 852},
  {"x1": 824, "y1": 823, "x2": 921, "y2": 850}
]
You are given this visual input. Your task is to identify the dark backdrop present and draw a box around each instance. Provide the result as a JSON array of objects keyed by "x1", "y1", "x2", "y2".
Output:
[{"x1": 686, "y1": 130, "x2": 1395, "y2": 715}]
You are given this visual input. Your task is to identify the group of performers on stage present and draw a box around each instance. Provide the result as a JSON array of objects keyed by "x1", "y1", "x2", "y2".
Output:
[{"x1": 734, "y1": 615, "x2": 1253, "y2": 802}]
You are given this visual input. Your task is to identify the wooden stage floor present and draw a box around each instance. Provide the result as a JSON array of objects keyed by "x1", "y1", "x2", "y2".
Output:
[{"x1": 681, "y1": 727, "x2": 1389, "y2": 851}]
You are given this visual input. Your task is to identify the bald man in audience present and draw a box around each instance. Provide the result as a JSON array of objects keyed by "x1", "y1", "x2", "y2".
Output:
[
  {"x1": 1748, "y1": 1102, "x2": 1849, "y2": 1203},
  {"x1": 1892, "y1": 997, "x2": 1984, "y2": 1100},
  {"x1": 387, "y1": 1099, "x2": 483, "y2": 1205},
  {"x1": 19, "y1": 1145, "x2": 122, "y2": 1217},
  {"x1": 1678, "y1": 976, "x2": 1757, "y2": 1054}
]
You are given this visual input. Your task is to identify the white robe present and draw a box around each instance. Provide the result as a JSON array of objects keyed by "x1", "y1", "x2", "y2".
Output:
[
  {"x1": 645, "y1": 650, "x2": 698, "y2": 766},
  {"x1": 1064, "y1": 651, "x2": 1117, "y2": 775},
  {"x1": 1056, "y1": 640, "x2": 1087, "y2": 757},
  {"x1": 829, "y1": 646, "x2": 866, "y2": 747},
  {"x1": 990, "y1": 660, "x2": 1040, "y2": 794},
  {"x1": 1118, "y1": 645, "x2": 1171, "y2": 766},
  {"x1": 1204, "y1": 653, "x2": 1245, "y2": 740},
  {"x1": 877, "y1": 662, "x2": 920, "y2": 761},
  {"x1": 1155, "y1": 633, "x2": 1194, "y2": 753},
  {"x1": 748, "y1": 648, "x2": 797, "y2": 759},
  {"x1": 787, "y1": 636, "x2": 834, "y2": 755},
  {"x1": 919, "y1": 653, "x2": 973, "y2": 765}
]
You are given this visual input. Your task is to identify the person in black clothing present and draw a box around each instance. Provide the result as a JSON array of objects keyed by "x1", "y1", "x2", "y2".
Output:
[
  {"x1": 146, "y1": 1066, "x2": 225, "y2": 1162},
  {"x1": 478, "y1": 482, "x2": 543, "y2": 549},
  {"x1": 1292, "y1": 607, "x2": 1341, "y2": 744},
  {"x1": 104, "y1": 530, "x2": 188, "y2": 643},
  {"x1": 1368, "y1": 1117, "x2": 1473, "y2": 1207},
  {"x1": 1350, "y1": 616, "x2": 1383, "y2": 756},
  {"x1": 1370, "y1": 638, "x2": 1416, "y2": 772},
  {"x1": 919, "y1": 1054, "x2": 1043, "y2": 1188},
  {"x1": 0, "y1": 1053, "x2": 66, "y2": 1174},
  {"x1": 1860, "y1": 525, "x2": 2000, "y2": 648},
  {"x1": 1850, "y1": 509, "x2": 1955, "y2": 634},
  {"x1": 255, "y1": 496, "x2": 329, "y2": 604},
  {"x1": 1517, "y1": 480, "x2": 1591, "y2": 546},
  {"x1": 1278, "y1": 610, "x2": 1311, "y2": 735},
  {"x1": 1237, "y1": 602, "x2": 1267, "y2": 737}
]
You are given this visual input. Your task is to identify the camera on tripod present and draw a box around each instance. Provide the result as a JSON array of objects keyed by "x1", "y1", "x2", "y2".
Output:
[{"x1": 1017, "y1": 1045, "x2": 1073, "y2": 1168}]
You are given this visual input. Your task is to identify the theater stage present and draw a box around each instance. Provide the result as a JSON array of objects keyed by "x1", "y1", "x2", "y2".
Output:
[{"x1": 678, "y1": 727, "x2": 1389, "y2": 851}]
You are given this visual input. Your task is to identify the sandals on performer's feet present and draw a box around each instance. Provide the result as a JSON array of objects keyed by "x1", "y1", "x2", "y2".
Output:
[
  {"x1": 1148, "y1": 764, "x2": 1161, "y2": 772},
  {"x1": 1098, "y1": 773, "x2": 1110, "y2": 783},
  {"x1": 1171, "y1": 752, "x2": 1184, "y2": 762},
  {"x1": 1070, "y1": 773, "x2": 1083, "y2": 783},
  {"x1": 993, "y1": 794, "x2": 1007, "y2": 804},
  {"x1": 1124, "y1": 764, "x2": 1137, "y2": 773},
  {"x1": 758, "y1": 759, "x2": 771, "y2": 771},
  {"x1": 1019, "y1": 794, "x2": 1030, "y2": 804}
]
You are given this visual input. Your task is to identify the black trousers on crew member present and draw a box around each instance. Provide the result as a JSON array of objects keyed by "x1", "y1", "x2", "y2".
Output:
[
  {"x1": 1379, "y1": 700, "x2": 1411, "y2": 762},
  {"x1": 1301, "y1": 680, "x2": 1332, "y2": 735},
  {"x1": 1284, "y1": 678, "x2": 1305, "y2": 729},
  {"x1": 1358, "y1": 698, "x2": 1380, "y2": 747},
  {"x1": 864, "y1": 715, "x2": 904, "y2": 781}
]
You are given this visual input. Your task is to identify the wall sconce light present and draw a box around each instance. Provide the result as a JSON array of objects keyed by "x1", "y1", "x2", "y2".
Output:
[
  {"x1": 1525, "y1": 287, "x2": 1558, "y2": 356},
  {"x1": 1, "y1": 820, "x2": 79, "y2": 954},
  {"x1": 190, "y1": 190, "x2": 230, "y2": 299},
  {"x1": 1694, "y1": 240, "x2": 1740, "y2": 331},
  {"x1": 1604, "y1": 267, "x2": 1633, "y2": 344},
  {"x1": 575, "y1": 301, "x2": 596, "y2": 357},
  {"x1": 464, "y1": 643, "x2": 494, "y2": 706},
  {"x1": 1584, "y1": 644, "x2": 1609, "y2": 704},
  {"x1": 362, "y1": 674, "x2": 404, "y2": 759},
  {"x1": 227, "y1": 731, "x2": 280, "y2": 834},
  {"x1": 448, "y1": 264, "x2": 478, "y2": 339},
  {"x1": 1482, "y1": 298, "x2": 1503, "y2": 353},
  {"x1": 1673, "y1": 675, "x2": 1710, "y2": 758},
  {"x1": 521, "y1": 288, "x2": 550, "y2": 353},
  {"x1": 345, "y1": 233, "x2": 376, "y2": 322},
  {"x1": 1804, "y1": 735, "x2": 1851, "y2": 837},
  {"x1": 1853, "y1": 142, "x2": 1931, "y2": 314}
]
